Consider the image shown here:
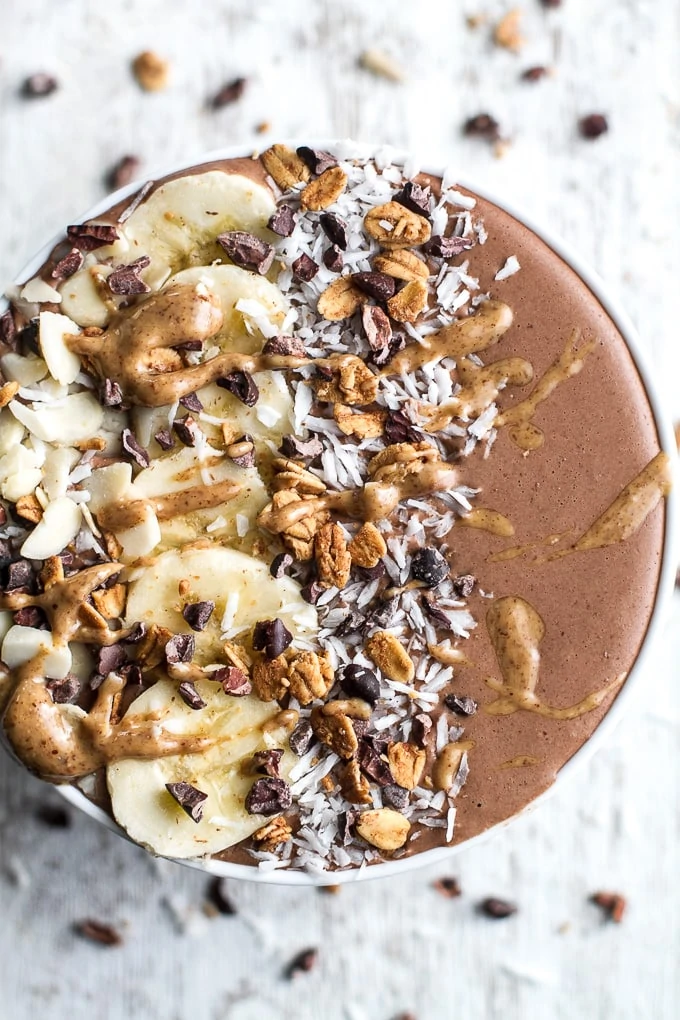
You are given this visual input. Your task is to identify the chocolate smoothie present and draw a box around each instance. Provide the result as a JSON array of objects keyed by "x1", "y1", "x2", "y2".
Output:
[{"x1": 0, "y1": 142, "x2": 670, "y2": 872}]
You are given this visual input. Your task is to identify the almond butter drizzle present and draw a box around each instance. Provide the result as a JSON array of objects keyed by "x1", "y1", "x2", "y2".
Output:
[
  {"x1": 98, "y1": 478, "x2": 243, "y2": 530},
  {"x1": 484, "y1": 595, "x2": 625, "y2": 719},
  {"x1": 423, "y1": 356, "x2": 533, "y2": 431},
  {"x1": 456, "y1": 508, "x2": 515, "y2": 538}
]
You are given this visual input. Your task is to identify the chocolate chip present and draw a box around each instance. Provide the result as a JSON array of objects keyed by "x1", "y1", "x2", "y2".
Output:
[
  {"x1": 216, "y1": 370, "x2": 259, "y2": 407},
  {"x1": 590, "y1": 891, "x2": 627, "y2": 923},
  {"x1": 13, "y1": 606, "x2": 46, "y2": 628},
  {"x1": 252, "y1": 618, "x2": 293, "y2": 659},
  {"x1": 210, "y1": 77, "x2": 247, "y2": 108},
  {"x1": 434, "y1": 877, "x2": 462, "y2": 898},
  {"x1": 444, "y1": 694, "x2": 478, "y2": 716},
  {"x1": 108, "y1": 256, "x2": 151, "y2": 296},
  {"x1": 165, "y1": 633, "x2": 196, "y2": 664},
  {"x1": 245, "y1": 777, "x2": 292, "y2": 816},
  {"x1": 215, "y1": 666, "x2": 252, "y2": 697},
  {"x1": 5, "y1": 559, "x2": 35, "y2": 593},
  {"x1": 411, "y1": 713, "x2": 433, "y2": 747},
  {"x1": 35, "y1": 803, "x2": 71, "y2": 828},
  {"x1": 284, "y1": 947, "x2": 318, "y2": 979},
  {"x1": 0, "y1": 310, "x2": 16, "y2": 350},
  {"x1": 522, "y1": 65, "x2": 549, "y2": 82},
  {"x1": 178, "y1": 682, "x2": 206, "y2": 710},
  {"x1": 353, "y1": 272, "x2": 396, "y2": 302},
  {"x1": 411, "y1": 548, "x2": 449, "y2": 587},
  {"x1": 101, "y1": 378, "x2": 124, "y2": 407},
  {"x1": 96, "y1": 644, "x2": 127, "y2": 676},
  {"x1": 67, "y1": 223, "x2": 119, "y2": 252},
  {"x1": 262, "y1": 334, "x2": 306, "y2": 357},
  {"x1": 51, "y1": 248, "x2": 84, "y2": 280},
  {"x1": 292, "y1": 253, "x2": 319, "y2": 283},
  {"x1": 362, "y1": 304, "x2": 393, "y2": 352},
  {"x1": 154, "y1": 429, "x2": 175, "y2": 451},
  {"x1": 319, "y1": 211, "x2": 348, "y2": 250},
  {"x1": 289, "y1": 719, "x2": 314, "y2": 756},
  {"x1": 267, "y1": 204, "x2": 295, "y2": 237},
  {"x1": 301, "y1": 580, "x2": 325, "y2": 605},
  {"x1": 383, "y1": 784, "x2": 410, "y2": 810},
  {"x1": 422, "y1": 235, "x2": 475, "y2": 258},
  {"x1": 339, "y1": 663, "x2": 380, "y2": 704},
  {"x1": 179, "y1": 391, "x2": 203, "y2": 413},
  {"x1": 452, "y1": 574, "x2": 476, "y2": 598},
  {"x1": 394, "y1": 181, "x2": 432, "y2": 218},
  {"x1": 207, "y1": 877, "x2": 237, "y2": 915},
  {"x1": 270, "y1": 552, "x2": 294, "y2": 578},
  {"x1": 478, "y1": 897, "x2": 518, "y2": 919},
  {"x1": 173, "y1": 415, "x2": 202, "y2": 447},
  {"x1": 121, "y1": 428, "x2": 150, "y2": 468},
  {"x1": 357, "y1": 736, "x2": 393, "y2": 786},
  {"x1": 323, "y1": 244, "x2": 344, "y2": 272},
  {"x1": 463, "y1": 113, "x2": 501, "y2": 141},
  {"x1": 253, "y1": 748, "x2": 283, "y2": 778},
  {"x1": 46, "y1": 676, "x2": 81, "y2": 704},
  {"x1": 579, "y1": 113, "x2": 609, "y2": 139},
  {"x1": 74, "y1": 919, "x2": 123, "y2": 947},
  {"x1": 279, "y1": 434, "x2": 323, "y2": 459},
  {"x1": 217, "y1": 231, "x2": 274, "y2": 275},
  {"x1": 21, "y1": 73, "x2": 59, "y2": 98},
  {"x1": 182, "y1": 600, "x2": 215, "y2": 632},
  {"x1": 106, "y1": 155, "x2": 141, "y2": 191},
  {"x1": 297, "y1": 146, "x2": 338, "y2": 175},
  {"x1": 165, "y1": 781, "x2": 208, "y2": 822}
]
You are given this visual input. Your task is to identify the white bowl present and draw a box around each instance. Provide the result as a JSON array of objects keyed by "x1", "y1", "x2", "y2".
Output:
[{"x1": 4, "y1": 141, "x2": 678, "y2": 886}]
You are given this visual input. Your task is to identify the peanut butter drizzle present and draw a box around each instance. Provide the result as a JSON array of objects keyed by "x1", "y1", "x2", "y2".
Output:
[
  {"x1": 98, "y1": 479, "x2": 243, "y2": 530},
  {"x1": 422, "y1": 356, "x2": 533, "y2": 431},
  {"x1": 484, "y1": 595, "x2": 625, "y2": 719},
  {"x1": 456, "y1": 508, "x2": 515, "y2": 538},
  {"x1": 488, "y1": 530, "x2": 572, "y2": 564},
  {"x1": 499, "y1": 755, "x2": 540, "y2": 769},
  {"x1": 495, "y1": 329, "x2": 596, "y2": 450}
]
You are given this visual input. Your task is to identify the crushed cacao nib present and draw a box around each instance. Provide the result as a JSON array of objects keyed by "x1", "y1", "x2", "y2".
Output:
[
  {"x1": 253, "y1": 748, "x2": 283, "y2": 778},
  {"x1": 452, "y1": 573, "x2": 476, "y2": 598},
  {"x1": 289, "y1": 719, "x2": 314, "y2": 756},
  {"x1": 217, "y1": 231, "x2": 274, "y2": 275},
  {"x1": 21, "y1": 73, "x2": 59, "y2": 98},
  {"x1": 182, "y1": 600, "x2": 215, "y2": 632},
  {"x1": 35, "y1": 803, "x2": 71, "y2": 828},
  {"x1": 106, "y1": 155, "x2": 141, "y2": 191},
  {"x1": 334, "y1": 609, "x2": 364, "y2": 637},
  {"x1": 51, "y1": 248, "x2": 84, "y2": 280},
  {"x1": 178, "y1": 682, "x2": 206, "y2": 710},
  {"x1": 173, "y1": 415, "x2": 202, "y2": 447},
  {"x1": 74, "y1": 919, "x2": 123, "y2": 947},
  {"x1": 262, "y1": 334, "x2": 306, "y2": 357},
  {"x1": 411, "y1": 713, "x2": 433, "y2": 746},
  {"x1": 6, "y1": 560, "x2": 36, "y2": 593},
  {"x1": 216, "y1": 666, "x2": 252, "y2": 697},
  {"x1": 591, "y1": 891, "x2": 627, "y2": 923},
  {"x1": 270, "y1": 552, "x2": 294, "y2": 578},
  {"x1": 121, "y1": 428, "x2": 150, "y2": 468},
  {"x1": 384, "y1": 409, "x2": 421, "y2": 445},
  {"x1": 297, "y1": 146, "x2": 338, "y2": 175},
  {"x1": 207, "y1": 877, "x2": 237, "y2": 915},
  {"x1": 463, "y1": 113, "x2": 501, "y2": 141},
  {"x1": 67, "y1": 223, "x2": 119, "y2": 252},
  {"x1": 267, "y1": 204, "x2": 296, "y2": 237},
  {"x1": 245, "y1": 776, "x2": 292, "y2": 816},
  {"x1": 301, "y1": 580, "x2": 325, "y2": 605},
  {"x1": 120, "y1": 663, "x2": 143, "y2": 688},
  {"x1": 362, "y1": 303, "x2": 393, "y2": 351},
  {"x1": 107, "y1": 256, "x2": 151, "y2": 296},
  {"x1": 210, "y1": 76, "x2": 247, "y2": 109},
  {"x1": 370, "y1": 331, "x2": 406, "y2": 368},
  {"x1": 422, "y1": 235, "x2": 475, "y2": 258},
  {"x1": 154, "y1": 429, "x2": 175, "y2": 451},
  {"x1": 366, "y1": 595, "x2": 399, "y2": 630},
  {"x1": 444, "y1": 694, "x2": 478, "y2": 716},
  {"x1": 279, "y1": 434, "x2": 323, "y2": 460},
  {"x1": 123, "y1": 621, "x2": 147, "y2": 645},
  {"x1": 358, "y1": 736, "x2": 393, "y2": 786},
  {"x1": 46, "y1": 676, "x2": 81, "y2": 704},
  {"x1": 292, "y1": 253, "x2": 319, "y2": 283},
  {"x1": 323, "y1": 244, "x2": 344, "y2": 272},
  {"x1": 383, "y1": 784, "x2": 410, "y2": 810},
  {"x1": 13, "y1": 606, "x2": 46, "y2": 628},
  {"x1": 478, "y1": 897, "x2": 518, "y2": 919},
  {"x1": 394, "y1": 181, "x2": 432, "y2": 218},
  {"x1": 355, "y1": 561, "x2": 386, "y2": 582},
  {"x1": 216, "y1": 370, "x2": 259, "y2": 407},
  {"x1": 96, "y1": 644, "x2": 127, "y2": 676},
  {"x1": 522, "y1": 65, "x2": 549, "y2": 82},
  {"x1": 17, "y1": 319, "x2": 40, "y2": 356},
  {"x1": 339, "y1": 663, "x2": 380, "y2": 704},
  {"x1": 339, "y1": 809, "x2": 358, "y2": 845},
  {"x1": 411, "y1": 548, "x2": 449, "y2": 587},
  {"x1": 173, "y1": 339, "x2": 203, "y2": 352},
  {"x1": 579, "y1": 113, "x2": 609, "y2": 139},
  {"x1": 0, "y1": 310, "x2": 16, "y2": 350},
  {"x1": 319, "y1": 211, "x2": 348, "y2": 250},
  {"x1": 353, "y1": 271, "x2": 396, "y2": 302},
  {"x1": 165, "y1": 633, "x2": 196, "y2": 664},
  {"x1": 101, "y1": 378, "x2": 124, "y2": 407},
  {"x1": 423, "y1": 596, "x2": 454, "y2": 628},
  {"x1": 252, "y1": 618, "x2": 293, "y2": 659},
  {"x1": 179, "y1": 391, "x2": 203, "y2": 413},
  {"x1": 165, "y1": 781, "x2": 208, "y2": 823},
  {"x1": 284, "y1": 947, "x2": 318, "y2": 979},
  {"x1": 434, "y1": 877, "x2": 462, "y2": 898}
]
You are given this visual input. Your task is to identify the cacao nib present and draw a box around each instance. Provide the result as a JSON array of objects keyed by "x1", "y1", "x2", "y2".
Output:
[
  {"x1": 339, "y1": 663, "x2": 380, "y2": 704},
  {"x1": 279, "y1": 434, "x2": 323, "y2": 460},
  {"x1": 106, "y1": 155, "x2": 141, "y2": 190},
  {"x1": 179, "y1": 391, "x2": 203, "y2": 413},
  {"x1": 292, "y1": 253, "x2": 318, "y2": 283},
  {"x1": 270, "y1": 552, "x2": 294, "y2": 578},
  {"x1": 13, "y1": 606, "x2": 46, "y2": 628},
  {"x1": 370, "y1": 331, "x2": 406, "y2": 368},
  {"x1": 463, "y1": 113, "x2": 501, "y2": 140},
  {"x1": 0, "y1": 310, "x2": 16, "y2": 350},
  {"x1": 384, "y1": 410, "x2": 421, "y2": 445},
  {"x1": 262, "y1": 334, "x2": 306, "y2": 357},
  {"x1": 67, "y1": 223, "x2": 119, "y2": 252},
  {"x1": 245, "y1": 777, "x2": 292, "y2": 815},
  {"x1": 217, "y1": 231, "x2": 274, "y2": 275},
  {"x1": 178, "y1": 682, "x2": 206, "y2": 710},
  {"x1": 383, "y1": 784, "x2": 410, "y2": 810},
  {"x1": 96, "y1": 644, "x2": 127, "y2": 676},
  {"x1": 51, "y1": 248, "x2": 84, "y2": 280},
  {"x1": 216, "y1": 666, "x2": 252, "y2": 697},
  {"x1": 182, "y1": 600, "x2": 215, "y2": 632},
  {"x1": 6, "y1": 560, "x2": 36, "y2": 593},
  {"x1": 253, "y1": 748, "x2": 283, "y2": 778},
  {"x1": 323, "y1": 244, "x2": 344, "y2": 272},
  {"x1": 165, "y1": 781, "x2": 208, "y2": 823},
  {"x1": 394, "y1": 181, "x2": 432, "y2": 218},
  {"x1": 422, "y1": 235, "x2": 475, "y2": 258},
  {"x1": 252, "y1": 618, "x2": 293, "y2": 659},
  {"x1": 165, "y1": 633, "x2": 196, "y2": 664},
  {"x1": 410, "y1": 548, "x2": 449, "y2": 587},
  {"x1": 289, "y1": 719, "x2": 314, "y2": 756},
  {"x1": 579, "y1": 113, "x2": 609, "y2": 139},
  {"x1": 319, "y1": 211, "x2": 348, "y2": 250},
  {"x1": 107, "y1": 256, "x2": 151, "y2": 296},
  {"x1": 353, "y1": 271, "x2": 396, "y2": 302},
  {"x1": 357, "y1": 736, "x2": 393, "y2": 786},
  {"x1": 154, "y1": 429, "x2": 175, "y2": 451},
  {"x1": 172, "y1": 415, "x2": 202, "y2": 447},
  {"x1": 210, "y1": 77, "x2": 247, "y2": 108},
  {"x1": 444, "y1": 694, "x2": 478, "y2": 716},
  {"x1": 452, "y1": 574, "x2": 476, "y2": 598},
  {"x1": 362, "y1": 304, "x2": 393, "y2": 351},
  {"x1": 121, "y1": 428, "x2": 150, "y2": 468},
  {"x1": 301, "y1": 580, "x2": 325, "y2": 605},
  {"x1": 297, "y1": 146, "x2": 338, "y2": 175},
  {"x1": 46, "y1": 676, "x2": 81, "y2": 704},
  {"x1": 267, "y1": 204, "x2": 296, "y2": 237},
  {"x1": 216, "y1": 370, "x2": 259, "y2": 406},
  {"x1": 101, "y1": 378, "x2": 124, "y2": 407}
]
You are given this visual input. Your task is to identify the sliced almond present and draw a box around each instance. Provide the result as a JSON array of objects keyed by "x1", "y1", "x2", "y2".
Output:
[
  {"x1": 8, "y1": 392, "x2": 104, "y2": 445},
  {"x1": 365, "y1": 630, "x2": 415, "y2": 683},
  {"x1": 373, "y1": 249, "x2": 430, "y2": 282},
  {"x1": 116, "y1": 502, "x2": 161, "y2": 561},
  {"x1": 300, "y1": 167, "x2": 348, "y2": 211},
  {"x1": 20, "y1": 278, "x2": 62, "y2": 305},
  {"x1": 386, "y1": 279, "x2": 429, "y2": 323},
  {"x1": 317, "y1": 276, "x2": 368, "y2": 321},
  {"x1": 261, "y1": 144, "x2": 310, "y2": 191},
  {"x1": 1, "y1": 625, "x2": 72, "y2": 679},
  {"x1": 39, "y1": 311, "x2": 82, "y2": 385},
  {"x1": 20, "y1": 496, "x2": 82, "y2": 560},
  {"x1": 355, "y1": 808, "x2": 410, "y2": 850},
  {"x1": 364, "y1": 202, "x2": 431, "y2": 249}
]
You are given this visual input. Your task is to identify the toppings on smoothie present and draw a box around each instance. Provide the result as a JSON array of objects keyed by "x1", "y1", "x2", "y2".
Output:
[
  {"x1": 217, "y1": 231, "x2": 275, "y2": 274},
  {"x1": 165, "y1": 781, "x2": 208, "y2": 822},
  {"x1": 245, "y1": 777, "x2": 292, "y2": 815}
]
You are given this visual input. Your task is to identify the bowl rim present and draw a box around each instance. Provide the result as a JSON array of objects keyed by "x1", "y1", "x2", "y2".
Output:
[{"x1": 5, "y1": 138, "x2": 678, "y2": 886}]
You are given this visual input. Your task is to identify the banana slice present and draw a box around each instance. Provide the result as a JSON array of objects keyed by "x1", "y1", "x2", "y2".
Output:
[{"x1": 60, "y1": 172, "x2": 277, "y2": 327}]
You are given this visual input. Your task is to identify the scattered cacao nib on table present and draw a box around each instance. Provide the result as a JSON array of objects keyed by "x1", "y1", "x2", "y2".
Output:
[
  {"x1": 74, "y1": 919, "x2": 123, "y2": 947},
  {"x1": 478, "y1": 897, "x2": 518, "y2": 919},
  {"x1": 590, "y1": 891, "x2": 627, "y2": 923}
]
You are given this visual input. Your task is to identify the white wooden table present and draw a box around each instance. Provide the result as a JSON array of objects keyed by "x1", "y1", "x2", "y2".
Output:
[{"x1": 0, "y1": 2, "x2": 678, "y2": 1018}]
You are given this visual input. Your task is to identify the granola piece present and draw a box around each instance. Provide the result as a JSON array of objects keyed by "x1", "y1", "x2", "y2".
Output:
[
  {"x1": 39, "y1": 555, "x2": 64, "y2": 590},
  {"x1": 315, "y1": 522, "x2": 352, "y2": 589},
  {"x1": 77, "y1": 602, "x2": 109, "y2": 632},
  {"x1": 365, "y1": 631, "x2": 415, "y2": 684},
  {"x1": 132, "y1": 51, "x2": 170, "y2": 92},
  {"x1": 348, "y1": 523, "x2": 387, "y2": 569},
  {"x1": 252, "y1": 815, "x2": 292, "y2": 851},
  {"x1": 258, "y1": 489, "x2": 329, "y2": 561},
  {"x1": 0, "y1": 381, "x2": 20, "y2": 408},
  {"x1": 91, "y1": 583, "x2": 127, "y2": 620},
  {"x1": 340, "y1": 759, "x2": 372, "y2": 804},
  {"x1": 494, "y1": 9, "x2": 524, "y2": 53},
  {"x1": 387, "y1": 280, "x2": 429, "y2": 323},
  {"x1": 101, "y1": 530, "x2": 123, "y2": 561},
  {"x1": 222, "y1": 640, "x2": 253, "y2": 673},
  {"x1": 133, "y1": 623, "x2": 174, "y2": 668},
  {"x1": 271, "y1": 458, "x2": 327, "y2": 495},
  {"x1": 373, "y1": 249, "x2": 430, "y2": 282},
  {"x1": 364, "y1": 202, "x2": 431, "y2": 249},
  {"x1": 310, "y1": 698, "x2": 371, "y2": 760},
  {"x1": 316, "y1": 356, "x2": 378, "y2": 406},
  {"x1": 367, "y1": 441, "x2": 439, "y2": 483},
  {"x1": 355, "y1": 808, "x2": 411, "y2": 850},
  {"x1": 334, "y1": 404, "x2": 386, "y2": 440},
  {"x1": 15, "y1": 493, "x2": 43, "y2": 524},
  {"x1": 317, "y1": 276, "x2": 368, "y2": 321},
  {"x1": 252, "y1": 654, "x2": 290, "y2": 702},
  {"x1": 287, "y1": 649, "x2": 334, "y2": 705},
  {"x1": 300, "y1": 167, "x2": 348, "y2": 211},
  {"x1": 388, "y1": 742, "x2": 426, "y2": 790},
  {"x1": 261, "y1": 144, "x2": 310, "y2": 190}
]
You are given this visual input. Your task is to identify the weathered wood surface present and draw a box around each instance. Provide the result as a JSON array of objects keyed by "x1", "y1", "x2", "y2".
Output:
[{"x1": 0, "y1": 2, "x2": 678, "y2": 1018}]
